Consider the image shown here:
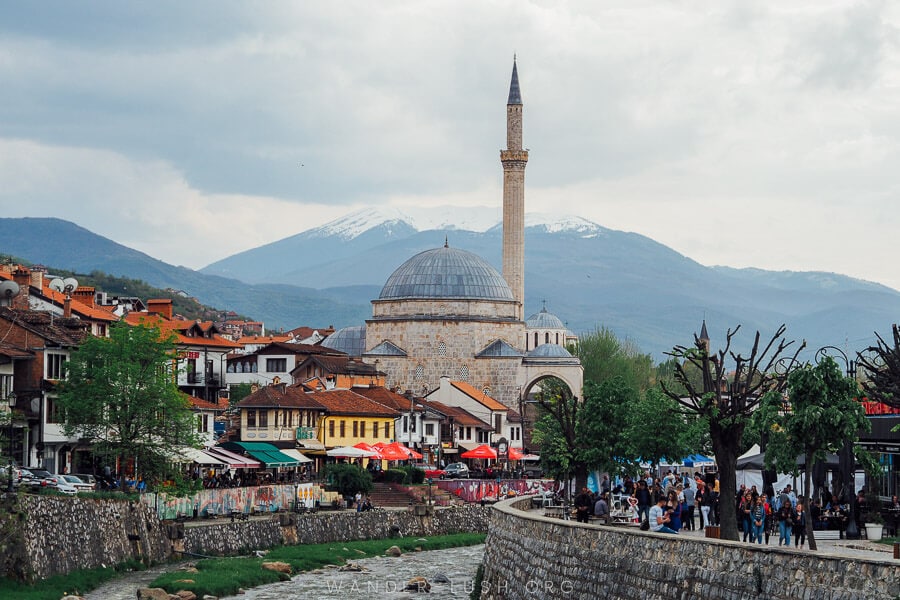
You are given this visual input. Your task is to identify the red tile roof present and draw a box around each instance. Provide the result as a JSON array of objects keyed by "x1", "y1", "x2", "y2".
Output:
[
  {"x1": 353, "y1": 386, "x2": 421, "y2": 412},
  {"x1": 423, "y1": 400, "x2": 490, "y2": 428},
  {"x1": 450, "y1": 381, "x2": 509, "y2": 411},
  {"x1": 237, "y1": 384, "x2": 326, "y2": 410},
  {"x1": 306, "y1": 389, "x2": 400, "y2": 417}
]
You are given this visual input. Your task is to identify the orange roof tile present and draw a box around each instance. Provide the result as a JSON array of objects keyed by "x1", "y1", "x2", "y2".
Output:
[
  {"x1": 450, "y1": 381, "x2": 509, "y2": 411},
  {"x1": 423, "y1": 400, "x2": 490, "y2": 428},
  {"x1": 306, "y1": 389, "x2": 400, "y2": 417}
]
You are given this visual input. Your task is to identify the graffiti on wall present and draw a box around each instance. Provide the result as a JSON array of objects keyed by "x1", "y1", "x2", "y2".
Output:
[
  {"x1": 436, "y1": 479, "x2": 555, "y2": 503},
  {"x1": 146, "y1": 483, "x2": 326, "y2": 519}
]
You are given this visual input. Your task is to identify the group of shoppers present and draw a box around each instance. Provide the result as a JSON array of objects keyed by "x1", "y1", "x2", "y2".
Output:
[{"x1": 736, "y1": 483, "x2": 807, "y2": 547}]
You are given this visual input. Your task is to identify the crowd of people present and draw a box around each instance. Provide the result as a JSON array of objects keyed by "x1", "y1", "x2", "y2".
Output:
[{"x1": 571, "y1": 469, "x2": 884, "y2": 547}]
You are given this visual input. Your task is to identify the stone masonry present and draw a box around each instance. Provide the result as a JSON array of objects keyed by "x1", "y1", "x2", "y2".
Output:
[{"x1": 481, "y1": 496, "x2": 900, "y2": 600}]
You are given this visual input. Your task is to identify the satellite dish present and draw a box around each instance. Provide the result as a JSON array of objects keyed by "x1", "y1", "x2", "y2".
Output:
[
  {"x1": 63, "y1": 277, "x2": 79, "y2": 293},
  {"x1": 0, "y1": 280, "x2": 19, "y2": 301},
  {"x1": 49, "y1": 278, "x2": 65, "y2": 293}
]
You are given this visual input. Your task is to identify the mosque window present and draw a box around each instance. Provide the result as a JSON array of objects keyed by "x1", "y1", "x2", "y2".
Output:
[
  {"x1": 556, "y1": 332, "x2": 560, "y2": 344},
  {"x1": 534, "y1": 332, "x2": 538, "y2": 347},
  {"x1": 482, "y1": 386, "x2": 491, "y2": 395},
  {"x1": 545, "y1": 332, "x2": 550, "y2": 344},
  {"x1": 438, "y1": 341, "x2": 447, "y2": 357},
  {"x1": 458, "y1": 365, "x2": 469, "y2": 381},
  {"x1": 414, "y1": 364, "x2": 424, "y2": 380}
]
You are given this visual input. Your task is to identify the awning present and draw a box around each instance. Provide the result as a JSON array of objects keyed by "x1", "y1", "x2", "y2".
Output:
[
  {"x1": 169, "y1": 447, "x2": 227, "y2": 466},
  {"x1": 206, "y1": 446, "x2": 262, "y2": 469},
  {"x1": 457, "y1": 442, "x2": 480, "y2": 452},
  {"x1": 219, "y1": 442, "x2": 302, "y2": 468},
  {"x1": 280, "y1": 448, "x2": 313, "y2": 464},
  {"x1": 297, "y1": 439, "x2": 325, "y2": 450}
]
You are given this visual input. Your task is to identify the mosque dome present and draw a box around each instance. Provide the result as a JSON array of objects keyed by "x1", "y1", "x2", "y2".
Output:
[
  {"x1": 378, "y1": 246, "x2": 514, "y2": 301},
  {"x1": 526, "y1": 343, "x2": 574, "y2": 358},
  {"x1": 526, "y1": 307, "x2": 566, "y2": 329},
  {"x1": 320, "y1": 325, "x2": 366, "y2": 357}
]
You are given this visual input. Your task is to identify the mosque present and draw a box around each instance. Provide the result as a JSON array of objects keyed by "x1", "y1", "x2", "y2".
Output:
[{"x1": 323, "y1": 60, "x2": 583, "y2": 410}]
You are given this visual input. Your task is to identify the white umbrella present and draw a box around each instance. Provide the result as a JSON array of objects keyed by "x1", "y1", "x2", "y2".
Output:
[{"x1": 326, "y1": 446, "x2": 377, "y2": 458}]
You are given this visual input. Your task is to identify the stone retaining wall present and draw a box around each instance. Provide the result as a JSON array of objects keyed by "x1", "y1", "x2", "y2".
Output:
[
  {"x1": 481, "y1": 497, "x2": 900, "y2": 600},
  {"x1": 0, "y1": 493, "x2": 490, "y2": 582},
  {"x1": 183, "y1": 505, "x2": 491, "y2": 555},
  {"x1": 5, "y1": 494, "x2": 170, "y2": 581}
]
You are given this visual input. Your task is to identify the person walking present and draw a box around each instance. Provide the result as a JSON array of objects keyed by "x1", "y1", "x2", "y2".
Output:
[
  {"x1": 683, "y1": 482, "x2": 696, "y2": 531},
  {"x1": 750, "y1": 495, "x2": 766, "y2": 544},
  {"x1": 739, "y1": 491, "x2": 754, "y2": 542},
  {"x1": 794, "y1": 502, "x2": 807, "y2": 548},
  {"x1": 777, "y1": 501, "x2": 795, "y2": 546},
  {"x1": 634, "y1": 480, "x2": 652, "y2": 526}
]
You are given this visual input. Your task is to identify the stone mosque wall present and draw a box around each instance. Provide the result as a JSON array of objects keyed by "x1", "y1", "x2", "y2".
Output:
[{"x1": 481, "y1": 497, "x2": 900, "y2": 600}]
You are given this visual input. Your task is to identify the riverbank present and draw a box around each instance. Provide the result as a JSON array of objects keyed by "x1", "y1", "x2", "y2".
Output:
[{"x1": 151, "y1": 533, "x2": 486, "y2": 598}]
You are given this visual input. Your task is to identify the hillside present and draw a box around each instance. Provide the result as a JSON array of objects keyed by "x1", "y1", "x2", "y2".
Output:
[{"x1": 2, "y1": 214, "x2": 898, "y2": 359}]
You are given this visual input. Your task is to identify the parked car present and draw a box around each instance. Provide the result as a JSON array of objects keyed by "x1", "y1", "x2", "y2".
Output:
[
  {"x1": 72, "y1": 473, "x2": 98, "y2": 488},
  {"x1": 420, "y1": 464, "x2": 446, "y2": 480},
  {"x1": 22, "y1": 469, "x2": 59, "y2": 489},
  {"x1": 443, "y1": 462, "x2": 470, "y2": 479},
  {"x1": 0, "y1": 465, "x2": 22, "y2": 486},
  {"x1": 61, "y1": 474, "x2": 94, "y2": 492},
  {"x1": 51, "y1": 476, "x2": 78, "y2": 495}
]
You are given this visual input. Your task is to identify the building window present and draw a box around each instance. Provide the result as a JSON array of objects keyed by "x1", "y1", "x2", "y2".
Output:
[
  {"x1": 402, "y1": 415, "x2": 408, "y2": 433},
  {"x1": 534, "y1": 332, "x2": 538, "y2": 347},
  {"x1": 410, "y1": 415, "x2": 416, "y2": 432},
  {"x1": 465, "y1": 426, "x2": 472, "y2": 440},
  {"x1": 339, "y1": 420, "x2": 346, "y2": 437},
  {"x1": 353, "y1": 421, "x2": 359, "y2": 437},
  {"x1": 425, "y1": 423, "x2": 434, "y2": 436},
  {"x1": 438, "y1": 341, "x2": 447, "y2": 357},
  {"x1": 360, "y1": 421, "x2": 366, "y2": 437},
  {"x1": 373, "y1": 422, "x2": 379, "y2": 438},
  {"x1": 556, "y1": 332, "x2": 560, "y2": 344},
  {"x1": 482, "y1": 386, "x2": 490, "y2": 395},
  {"x1": 47, "y1": 352, "x2": 67, "y2": 380},
  {"x1": 259, "y1": 410, "x2": 268, "y2": 428},
  {"x1": 46, "y1": 397, "x2": 61, "y2": 423},
  {"x1": 247, "y1": 410, "x2": 256, "y2": 428},
  {"x1": 0, "y1": 375, "x2": 10, "y2": 400},
  {"x1": 414, "y1": 364, "x2": 424, "y2": 380},
  {"x1": 545, "y1": 332, "x2": 550, "y2": 344},
  {"x1": 457, "y1": 365, "x2": 469, "y2": 381},
  {"x1": 495, "y1": 414, "x2": 502, "y2": 432},
  {"x1": 329, "y1": 420, "x2": 335, "y2": 438},
  {"x1": 385, "y1": 422, "x2": 391, "y2": 439},
  {"x1": 266, "y1": 358, "x2": 287, "y2": 373}
]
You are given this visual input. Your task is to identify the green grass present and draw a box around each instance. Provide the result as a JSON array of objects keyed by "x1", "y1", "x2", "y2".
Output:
[
  {"x1": 149, "y1": 533, "x2": 486, "y2": 598},
  {"x1": 0, "y1": 559, "x2": 147, "y2": 600}
]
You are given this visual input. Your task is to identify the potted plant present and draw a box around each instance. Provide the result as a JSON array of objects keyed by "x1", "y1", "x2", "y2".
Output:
[{"x1": 863, "y1": 492, "x2": 885, "y2": 541}]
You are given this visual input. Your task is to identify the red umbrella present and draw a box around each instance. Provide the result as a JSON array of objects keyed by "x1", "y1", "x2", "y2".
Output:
[
  {"x1": 507, "y1": 446, "x2": 525, "y2": 460},
  {"x1": 374, "y1": 443, "x2": 410, "y2": 461},
  {"x1": 388, "y1": 442, "x2": 423, "y2": 459},
  {"x1": 460, "y1": 444, "x2": 497, "y2": 459},
  {"x1": 353, "y1": 442, "x2": 383, "y2": 459}
]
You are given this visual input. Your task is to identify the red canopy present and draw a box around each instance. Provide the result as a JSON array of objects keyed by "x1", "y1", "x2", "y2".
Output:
[
  {"x1": 460, "y1": 444, "x2": 497, "y2": 459},
  {"x1": 372, "y1": 442, "x2": 410, "y2": 461},
  {"x1": 507, "y1": 446, "x2": 525, "y2": 460},
  {"x1": 353, "y1": 442, "x2": 383, "y2": 459},
  {"x1": 388, "y1": 442, "x2": 423, "y2": 459}
]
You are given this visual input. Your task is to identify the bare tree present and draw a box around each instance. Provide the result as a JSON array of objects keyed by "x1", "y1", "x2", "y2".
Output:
[
  {"x1": 858, "y1": 324, "x2": 900, "y2": 408},
  {"x1": 661, "y1": 324, "x2": 804, "y2": 541}
]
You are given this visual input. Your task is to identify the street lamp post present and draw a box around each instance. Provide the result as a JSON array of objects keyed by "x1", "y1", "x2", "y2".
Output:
[{"x1": 6, "y1": 391, "x2": 16, "y2": 493}]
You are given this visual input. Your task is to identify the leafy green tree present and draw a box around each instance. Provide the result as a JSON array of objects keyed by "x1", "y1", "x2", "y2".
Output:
[
  {"x1": 323, "y1": 463, "x2": 373, "y2": 498},
  {"x1": 228, "y1": 382, "x2": 254, "y2": 410},
  {"x1": 57, "y1": 322, "x2": 201, "y2": 488},
  {"x1": 661, "y1": 324, "x2": 804, "y2": 541},
  {"x1": 577, "y1": 327, "x2": 656, "y2": 391},
  {"x1": 753, "y1": 358, "x2": 871, "y2": 551},
  {"x1": 575, "y1": 378, "x2": 640, "y2": 479},
  {"x1": 625, "y1": 387, "x2": 699, "y2": 473}
]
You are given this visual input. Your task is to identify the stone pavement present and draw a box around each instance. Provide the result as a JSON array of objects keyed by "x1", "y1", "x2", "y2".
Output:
[{"x1": 677, "y1": 524, "x2": 897, "y2": 562}]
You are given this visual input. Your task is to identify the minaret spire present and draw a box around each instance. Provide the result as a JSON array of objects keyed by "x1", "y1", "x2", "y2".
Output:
[{"x1": 501, "y1": 57, "x2": 528, "y2": 320}]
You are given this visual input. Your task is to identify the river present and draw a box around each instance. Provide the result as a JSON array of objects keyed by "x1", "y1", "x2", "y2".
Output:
[{"x1": 85, "y1": 544, "x2": 485, "y2": 600}]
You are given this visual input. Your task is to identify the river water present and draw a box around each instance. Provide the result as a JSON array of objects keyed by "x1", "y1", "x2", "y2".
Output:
[{"x1": 85, "y1": 544, "x2": 485, "y2": 600}]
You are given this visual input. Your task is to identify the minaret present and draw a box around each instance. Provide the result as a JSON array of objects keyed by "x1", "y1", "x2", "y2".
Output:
[{"x1": 501, "y1": 57, "x2": 528, "y2": 320}]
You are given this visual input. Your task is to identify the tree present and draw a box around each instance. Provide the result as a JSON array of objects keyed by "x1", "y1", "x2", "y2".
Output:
[
  {"x1": 753, "y1": 357, "x2": 871, "y2": 551},
  {"x1": 323, "y1": 463, "x2": 373, "y2": 498},
  {"x1": 858, "y1": 323, "x2": 900, "y2": 407},
  {"x1": 575, "y1": 378, "x2": 640, "y2": 479},
  {"x1": 57, "y1": 322, "x2": 201, "y2": 488},
  {"x1": 625, "y1": 387, "x2": 702, "y2": 474},
  {"x1": 660, "y1": 324, "x2": 804, "y2": 541},
  {"x1": 577, "y1": 327, "x2": 656, "y2": 391}
]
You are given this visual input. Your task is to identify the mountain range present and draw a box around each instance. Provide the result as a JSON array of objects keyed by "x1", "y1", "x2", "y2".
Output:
[{"x1": 1, "y1": 211, "x2": 897, "y2": 361}]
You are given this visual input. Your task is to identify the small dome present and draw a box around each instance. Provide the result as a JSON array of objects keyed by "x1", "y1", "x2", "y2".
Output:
[
  {"x1": 320, "y1": 325, "x2": 366, "y2": 357},
  {"x1": 526, "y1": 343, "x2": 573, "y2": 358},
  {"x1": 526, "y1": 307, "x2": 565, "y2": 329},
  {"x1": 379, "y1": 246, "x2": 514, "y2": 301}
]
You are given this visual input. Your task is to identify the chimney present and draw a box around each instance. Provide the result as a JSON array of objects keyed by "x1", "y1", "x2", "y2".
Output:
[
  {"x1": 63, "y1": 295, "x2": 72, "y2": 318},
  {"x1": 72, "y1": 286, "x2": 95, "y2": 308},
  {"x1": 30, "y1": 270, "x2": 43, "y2": 291},
  {"x1": 147, "y1": 299, "x2": 173, "y2": 319},
  {"x1": 11, "y1": 267, "x2": 30, "y2": 310}
]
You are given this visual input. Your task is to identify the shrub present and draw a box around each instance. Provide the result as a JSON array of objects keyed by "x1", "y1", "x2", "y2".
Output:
[
  {"x1": 402, "y1": 466, "x2": 426, "y2": 485},
  {"x1": 322, "y1": 464, "x2": 373, "y2": 497},
  {"x1": 382, "y1": 469, "x2": 407, "y2": 484}
]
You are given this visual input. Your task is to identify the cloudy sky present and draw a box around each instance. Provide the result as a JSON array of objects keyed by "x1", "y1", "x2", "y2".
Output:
[{"x1": 2, "y1": 2, "x2": 900, "y2": 290}]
